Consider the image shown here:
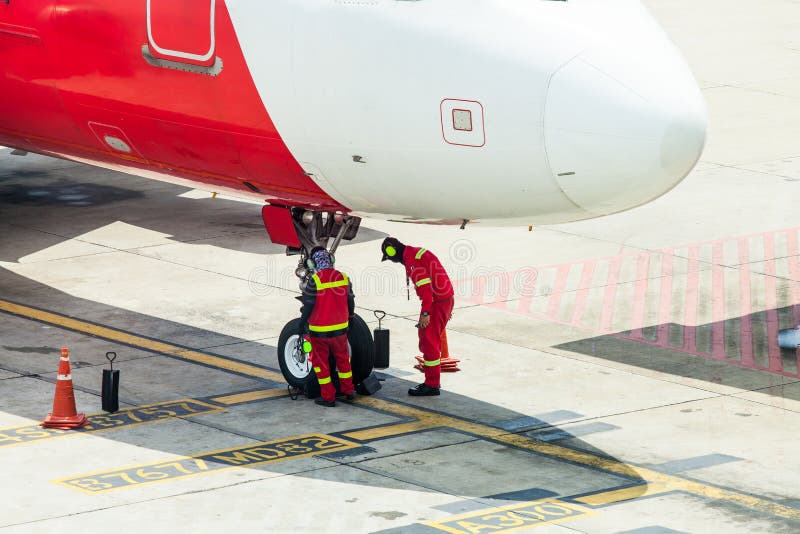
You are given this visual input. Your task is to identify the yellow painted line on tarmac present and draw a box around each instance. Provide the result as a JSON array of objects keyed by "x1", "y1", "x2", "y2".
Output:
[
  {"x1": 343, "y1": 399, "x2": 448, "y2": 440},
  {"x1": 344, "y1": 419, "x2": 437, "y2": 441},
  {"x1": 349, "y1": 397, "x2": 800, "y2": 522},
  {"x1": 0, "y1": 300, "x2": 284, "y2": 382},
  {"x1": 574, "y1": 483, "x2": 670, "y2": 506},
  {"x1": 210, "y1": 389, "x2": 288, "y2": 405},
  {"x1": 5, "y1": 299, "x2": 798, "y2": 522}
]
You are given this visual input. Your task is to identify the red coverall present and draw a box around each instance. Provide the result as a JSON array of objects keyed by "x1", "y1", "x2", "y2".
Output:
[
  {"x1": 302, "y1": 268, "x2": 355, "y2": 402},
  {"x1": 404, "y1": 246, "x2": 454, "y2": 388}
]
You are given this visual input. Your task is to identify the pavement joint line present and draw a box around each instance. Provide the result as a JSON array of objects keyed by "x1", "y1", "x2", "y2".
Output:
[
  {"x1": 196, "y1": 337, "x2": 277, "y2": 351},
  {"x1": 2, "y1": 222, "x2": 295, "y2": 294},
  {"x1": 345, "y1": 459, "x2": 472, "y2": 505},
  {"x1": 2, "y1": 462, "x2": 343, "y2": 530},
  {"x1": 648, "y1": 454, "x2": 745, "y2": 475},
  {"x1": 445, "y1": 320, "x2": 799, "y2": 400},
  {"x1": 727, "y1": 394, "x2": 800, "y2": 415},
  {"x1": 2, "y1": 299, "x2": 799, "y2": 522},
  {"x1": 444, "y1": 325, "x2": 738, "y2": 398},
  {"x1": 125, "y1": 229, "x2": 266, "y2": 252},
  {"x1": 116, "y1": 248, "x2": 295, "y2": 292},
  {"x1": 0, "y1": 250, "x2": 118, "y2": 265},
  {"x1": 7, "y1": 464, "x2": 350, "y2": 529},
  {"x1": 351, "y1": 396, "x2": 800, "y2": 522}
]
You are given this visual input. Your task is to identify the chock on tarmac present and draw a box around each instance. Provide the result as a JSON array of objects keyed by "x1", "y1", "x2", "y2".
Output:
[
  {"x1": 415, "y1": 329, "x2": 461, "y2": 373},
  {"x1": 41, "y1": 347, "x2": 88, "y2": 430}
]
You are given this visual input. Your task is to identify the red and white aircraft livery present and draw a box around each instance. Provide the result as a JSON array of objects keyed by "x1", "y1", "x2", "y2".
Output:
[{"x1": 1, "y1": 0, "x2": 705, "y2": 230}]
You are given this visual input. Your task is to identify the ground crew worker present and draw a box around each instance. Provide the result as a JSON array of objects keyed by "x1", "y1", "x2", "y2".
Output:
[
  {"x1": 381, "y1": 237, "x2": 454, "y2": 396},
  {"x1": 299, "y1": 247, "x2": 356, "y2": 407}
]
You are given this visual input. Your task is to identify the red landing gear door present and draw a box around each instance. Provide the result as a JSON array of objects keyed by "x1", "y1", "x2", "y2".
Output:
[{"x1": 147, "y1": 0, "x2": 216, "y2": 66}]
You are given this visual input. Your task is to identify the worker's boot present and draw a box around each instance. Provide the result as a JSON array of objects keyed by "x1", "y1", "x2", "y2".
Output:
[
  {"x1": 315, "y1": 398, "x2": 335, "y2": 407},
  {"x1": 337, "y1": 391, "x2": 356, "y2": 401},
  {"x1": 408, "y1": 383, "x2": 440, "y2": 396}
]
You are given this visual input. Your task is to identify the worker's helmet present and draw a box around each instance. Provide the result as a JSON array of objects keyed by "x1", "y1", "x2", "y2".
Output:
[
  {"x1": 308, "y1": 247, "x2": 334, "y2": 271},
  {"x1": 381, "y1": 237, "x2": 405, "y2": 263}
]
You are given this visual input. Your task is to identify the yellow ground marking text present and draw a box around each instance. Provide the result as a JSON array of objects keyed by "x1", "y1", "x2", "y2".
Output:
[
  {"x1": 56, "y1": 433, "x2": 357, "y2": 494},
  {"x1": 0, "y1": 399, "x2": 222, "y2": 448},
  {"x1": 426, "y1": 499, "x2": 591, "y2": 534}
]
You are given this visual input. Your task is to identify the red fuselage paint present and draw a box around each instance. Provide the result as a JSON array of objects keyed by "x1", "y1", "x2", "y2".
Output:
[{"x1": 0, "y1": 0, "x2": 344, "y2": 211}]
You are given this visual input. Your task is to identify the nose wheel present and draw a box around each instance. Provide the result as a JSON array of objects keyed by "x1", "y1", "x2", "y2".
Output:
[
  {"x1": 277, "y1": 315, "x2": 375, "y2": 392},
  {"x1": 280, "y1": 329, "x2": 312, "y2": 388}
]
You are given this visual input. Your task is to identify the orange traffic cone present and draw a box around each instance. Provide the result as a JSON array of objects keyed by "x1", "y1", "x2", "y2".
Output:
[
  {"x1": 415, "y1": 329, "x2": 461, "y2": 373},
  {"x1": 439, "y1": 329, "x2": 461, "y2": 372},
  {"x1": 41, "y1": 347, "x2": 88, "y2": 430}
]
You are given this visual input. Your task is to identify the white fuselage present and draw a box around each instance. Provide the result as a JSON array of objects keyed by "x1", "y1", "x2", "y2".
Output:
[{"x1": 227, "y1": 0, "x2": 707, "y2": 224}]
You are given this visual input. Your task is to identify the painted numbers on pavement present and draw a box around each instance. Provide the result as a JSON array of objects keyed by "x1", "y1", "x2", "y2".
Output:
[
  {"x1": 56, "y1": 434, "x2": 357, "y2": 494},
  {"x1": 0, "y1": 399, "x2": 222, "y2": 448},
  {"x1": 427, "y1": 500, "x2": 591, "y2": 533}
]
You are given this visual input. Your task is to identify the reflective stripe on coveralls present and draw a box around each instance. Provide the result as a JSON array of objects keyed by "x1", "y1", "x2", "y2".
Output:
[
  {"x1": 312, "y1": 273, "x2": 349, "y2": 290},
  {"x1": 310, "y1": 335, "x2": 355, "y2": 401},
  {"x1": 312, "y1": 365, "x2": 331, "y2": 384},
  {"x1": 309, "y1": 322, "x2": 349, "y2": 332},
  {"x1": 309, "y1": 272, "x2": 350, "y2": 333}
]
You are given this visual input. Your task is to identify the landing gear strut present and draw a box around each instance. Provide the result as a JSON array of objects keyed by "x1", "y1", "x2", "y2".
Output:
[{"x1": 267, "y1": 207, "x2": 374, "y2": 394}]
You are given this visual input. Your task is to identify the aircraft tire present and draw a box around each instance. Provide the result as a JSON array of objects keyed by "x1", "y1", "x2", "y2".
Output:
[
  {"x1": 347, "y1": 313, "x2": 376, "y2": 386},
  {"x1": 277, "y1": 314, "x2": 375, "y2": 392},
  {"x1": 277, "y1": 318, "x2": 311, "y2": 389}
]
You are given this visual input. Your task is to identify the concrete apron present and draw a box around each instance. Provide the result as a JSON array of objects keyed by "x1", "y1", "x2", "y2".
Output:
[
  {"x1": 3, "y1": 1, "x2": 800, "y2": 532},
  {"x1": 2, "y1": 162, "x2": 800, "y2": 533}
]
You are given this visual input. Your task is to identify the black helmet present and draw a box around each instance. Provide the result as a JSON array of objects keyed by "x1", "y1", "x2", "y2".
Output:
[{"x1": 381, "y1": 237, "x2": 405, "y2": 263}]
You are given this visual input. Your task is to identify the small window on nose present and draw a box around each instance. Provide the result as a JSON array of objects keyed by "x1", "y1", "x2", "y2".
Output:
[
  {"x1": 453, "y1": 109, "x2": 473, "y2": 132},
  {"x1": 440, "y1": 99, "x2": 485, "y2": 147}
]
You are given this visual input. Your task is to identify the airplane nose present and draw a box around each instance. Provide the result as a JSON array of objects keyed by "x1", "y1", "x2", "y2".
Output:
[{"x1": 544, "y1": 45, "x2": 707, "y2": 216}]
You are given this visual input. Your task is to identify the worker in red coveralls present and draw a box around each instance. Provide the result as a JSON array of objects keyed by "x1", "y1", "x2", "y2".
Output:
[
  {"x1": 299, "y1": 247, "x2": 356, "y2": 407},
  {"x1": 381, "y1": 237, "x2": 454, "y2": 396}
]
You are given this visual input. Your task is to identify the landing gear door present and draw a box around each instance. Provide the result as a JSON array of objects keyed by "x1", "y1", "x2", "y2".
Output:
[{"x1": 146, "y1": 0, "x2": 216, "y2": 66}]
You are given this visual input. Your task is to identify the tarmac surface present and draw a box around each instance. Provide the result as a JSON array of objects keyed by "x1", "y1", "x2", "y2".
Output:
[{"x1": 2, "y1": 1, "x2": 800, "y2": 532}]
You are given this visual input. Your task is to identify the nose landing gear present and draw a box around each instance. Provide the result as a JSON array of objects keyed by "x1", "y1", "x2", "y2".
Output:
[{"x1": 263, "y1": 206, "x2": 375, "y2": 395}]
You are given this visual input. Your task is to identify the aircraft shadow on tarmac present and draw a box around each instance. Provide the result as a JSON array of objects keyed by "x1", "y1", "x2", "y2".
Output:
[
  {"x1": 0, "y1": 150, "x2": 796, "y2": 511},
  {"x1": 557, "y1": 309, "x2": 800, "y2": 400},
  {"x1": 0, "y1": 151, "x2": 385, "y2": 262},
  {"x1": 0, "y1": 153, "x2": 647, "y2": 506},
  {"x1": 2, "y1": 151, "x2": 799, "y2": 519},
  {"x1": 0, "y1": 263, "x2": 650, "y2": 507}
]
